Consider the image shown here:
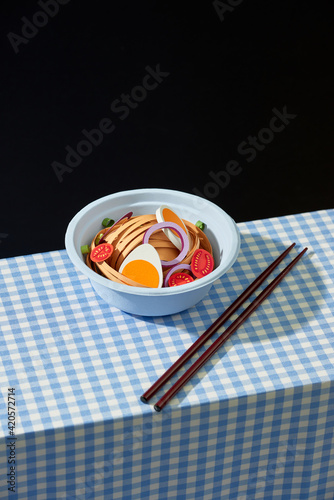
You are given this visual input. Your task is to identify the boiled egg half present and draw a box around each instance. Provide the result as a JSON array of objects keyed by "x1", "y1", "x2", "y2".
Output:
[
  {"x1": 156, "y1": 205, "x2": 191, "y2": 250},
  {"x1": 119, "y1": 243, "x2": 163, "y2": 288}
]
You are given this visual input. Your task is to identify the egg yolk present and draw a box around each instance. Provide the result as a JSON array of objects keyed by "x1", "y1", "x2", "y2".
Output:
[
  {"x1": 162, "y1": 208, "x2": 186, "y2": 238},
  {"x1": 121, "y1": 260, "x2": 160, "y2": 288}
]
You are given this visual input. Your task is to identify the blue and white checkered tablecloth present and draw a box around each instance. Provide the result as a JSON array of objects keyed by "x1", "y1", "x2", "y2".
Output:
[{"x1": 0, "y1": 209, "x2": 334, "y2": 499}]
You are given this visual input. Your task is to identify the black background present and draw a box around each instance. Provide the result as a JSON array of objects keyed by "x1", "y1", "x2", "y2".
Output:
[{"x1": 1, "y1": 0, "x2": 333, "y2": 259}]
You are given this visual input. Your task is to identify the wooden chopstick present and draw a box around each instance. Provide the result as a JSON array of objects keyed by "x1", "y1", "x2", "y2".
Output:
[
  {"x1": 153, "y1": 246, "x2": 308, "y2": 412},
  {"x1": 140, "y1": 243, "x2": 296, "y2": 404}
]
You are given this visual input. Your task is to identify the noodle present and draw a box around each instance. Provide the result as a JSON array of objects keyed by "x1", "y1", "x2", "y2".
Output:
[{"x1": 86, "y1": 215, "x2": 212, "y2": 287}]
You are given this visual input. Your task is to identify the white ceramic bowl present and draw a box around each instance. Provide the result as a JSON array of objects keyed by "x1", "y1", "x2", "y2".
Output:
[{"x1": 65, "y1": 188, "x2": 240, "y2": 316}]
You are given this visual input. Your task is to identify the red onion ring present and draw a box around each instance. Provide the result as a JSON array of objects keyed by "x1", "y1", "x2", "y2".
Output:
[
  {"x1": 163, "y1": 264, "x2": 192, "y2": 287},
  {"x1": 143, "y1": 222, "x2": 189, "y2": 267}
]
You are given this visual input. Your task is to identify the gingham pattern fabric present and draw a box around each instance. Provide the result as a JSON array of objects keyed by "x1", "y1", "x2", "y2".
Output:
[{"x1": 0, "y1": 209, "x2": 333, "y2": 500}]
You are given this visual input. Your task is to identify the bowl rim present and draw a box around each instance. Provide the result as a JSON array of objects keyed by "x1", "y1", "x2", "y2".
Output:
[{"x1": 65, "y1": 188, "x2": 241, "y2": 296}]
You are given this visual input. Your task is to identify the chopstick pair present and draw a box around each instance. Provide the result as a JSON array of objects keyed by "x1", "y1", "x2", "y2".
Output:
[{"x1": 140, "y1": 243, "x2": 308, "y2": 411}]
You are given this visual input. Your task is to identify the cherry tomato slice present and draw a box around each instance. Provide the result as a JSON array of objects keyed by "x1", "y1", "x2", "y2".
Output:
[
  {"x1": 90, "y1": 243, "x2": 113, "y2": 263},
  {"x1": 168, "y1": 272, "x2": 194, "y2": 287},
  {"x1": 191, "y1": 249, "x2": 214, "y2": 278}
]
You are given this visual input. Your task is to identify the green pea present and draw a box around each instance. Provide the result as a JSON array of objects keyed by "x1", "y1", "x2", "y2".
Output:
[
  {"x1": 95, "y1": 233, "x2": 104, "y2": 245},
  {"x1": 102, "y1": 218, "x2": 115, "y2": 228},
  {"x1": 195, "y1": 220, "x2": 205, "y2": 231}
]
